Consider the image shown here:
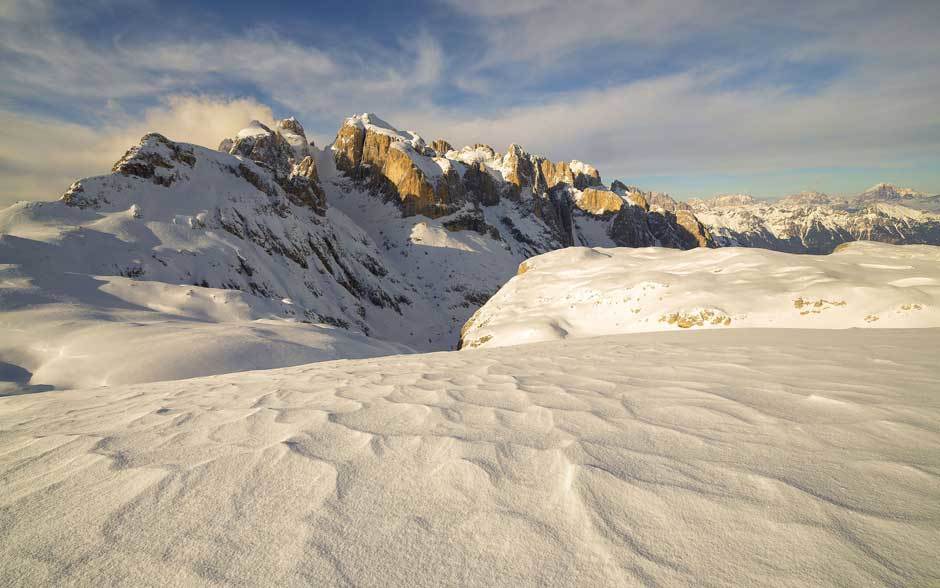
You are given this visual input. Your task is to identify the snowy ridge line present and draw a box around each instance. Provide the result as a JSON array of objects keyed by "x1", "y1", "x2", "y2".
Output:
[{"x1": 461, "y1": 241, "x2": 940, "y2": 349}]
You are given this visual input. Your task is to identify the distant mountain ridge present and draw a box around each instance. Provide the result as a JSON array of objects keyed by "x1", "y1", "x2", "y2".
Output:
[{"x1": 687, "y1": 184, "x2": 940, "y2": 253}]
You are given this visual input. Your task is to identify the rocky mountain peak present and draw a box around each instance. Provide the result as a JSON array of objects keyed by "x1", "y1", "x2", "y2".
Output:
[
  {"x1": 237, "y1": 120, "x2": 273, "y2": 138},
  {"x1": 277, "y1": 116, "x2": 305, "y2": 136},
  {"x1": 431, "y1": 139, "x2": 453, "y2": 156},
  {"x1": 276, "y1": 117, "x2": 313, "y2": 160},
  {"x1": 857, "y1": 183, "x2": 928, "y2": 202},
  {"x1": 218, "y1": 119, "x2": 324, "y2": 214},
  {"x1": 220, "y1": 120, "x2": 295, "y2": 178},
  {"x1": 575, "y1": 186, "x2": 623, "y2": 215}
]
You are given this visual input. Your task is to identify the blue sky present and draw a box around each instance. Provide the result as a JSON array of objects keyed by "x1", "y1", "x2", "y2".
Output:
[{"x1": 1, "y1": 0, "x2": 939, "y2": 205}]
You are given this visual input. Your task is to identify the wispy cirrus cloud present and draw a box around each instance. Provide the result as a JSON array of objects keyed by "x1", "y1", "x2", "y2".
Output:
[{"x1": 0, "y1": 0, "x2": 938, "y2": 205}]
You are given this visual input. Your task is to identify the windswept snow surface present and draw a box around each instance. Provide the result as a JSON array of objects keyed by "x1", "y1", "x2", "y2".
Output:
[
  {"x1": 0, "y1": 267, "x2": 410, "y2": 393},
  {"x1": 1, "y1": 328, "x2": 938, "y2": 586},
  {"x1": 461, "y1": 241, "x2": 940, "y2": 349}
]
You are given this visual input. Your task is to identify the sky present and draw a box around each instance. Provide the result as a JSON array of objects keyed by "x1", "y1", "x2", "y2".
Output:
[{"x1": 1, "y1": 0, "x2": 939, "y2": 207}]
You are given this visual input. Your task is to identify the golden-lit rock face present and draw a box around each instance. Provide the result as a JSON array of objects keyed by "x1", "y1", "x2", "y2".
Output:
[
  {"x1": 431, "y1": 139, "x2": 453, "y2": 156},
  {"x1": 576, "y1": 187, "x2": 623, "y2": 215},
  {"x1": 539, "y1": 160, "x2": 601, "y2": 190},
  {"x1": 675, "y1": 209, "x2": 713, "y2": 248},
  {"x1": 333, "y1": 121, "x2": 468, "y2": 218},
  {"x1": 627, "y1": 192, "x2": 649, "y2": 211},
  {"x1": 382, "y1": 145, "x2": 439, "y2": 217},
  {"x1": 295, "y1": 155, "x2": 319, "y2": 185},
  {"x1": 501, "y1": 144, "x2": 602, "y2": 193},
  {"x1": 333, "y1": 123, "x2": 366, "y2": 174},
  {"x1": 362, "y1": 131, "x2": 394, "y2": 169},
  {"x1": 330, "y1": 115, "x2": 714, "y2": 248}
]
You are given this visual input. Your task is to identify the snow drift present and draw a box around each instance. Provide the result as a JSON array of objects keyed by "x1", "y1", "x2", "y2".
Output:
[
  {"x1": 1, "y1": 328, "x2": 938, "y2": 586},
  {"x1": 460, "y1": 241, "x2": 940, "y2": 349}
]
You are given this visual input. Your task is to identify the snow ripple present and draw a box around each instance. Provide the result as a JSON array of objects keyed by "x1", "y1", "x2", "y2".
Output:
[{"x1": 1, "y1": 329, "x2": 938, "y2": 586}]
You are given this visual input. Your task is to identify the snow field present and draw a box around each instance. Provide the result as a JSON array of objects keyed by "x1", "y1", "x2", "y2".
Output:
[{"x1": 1, "y1": 328, "x2": 938, "y2": 586}]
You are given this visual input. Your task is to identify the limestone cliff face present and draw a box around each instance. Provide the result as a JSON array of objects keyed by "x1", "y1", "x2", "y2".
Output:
[
  {"x1": 462, "y1": 162, "x2": 501, "y2": 206},
  {"x1": 276, "y1": 117, "x2": 312, "y2": 161},
  {"x1": 572, "y1": 163, "x2": 602, "y2": 189},
  {"x1": 283, "y1": 156, "x2": 326, "y2": 214},
  {"x1": 380, "y1": 144, "x2": 455, "y2": 217},
  {"x1": 501, "y1": 145, "x2": 603, "y2": 194},
  {"x1": 605, "y1": 182, "x2": 714, "y2": 249},
  {"x1": 609, "y1": 205, "x2": 658, "y2": 247},
  {"x1": 431, "y1": 139, "x2": 453, "y2": 156},
  {"x1": 576, "y1": 187, "x2": 623, "y2": 215},
  {"x1": 332, "y1": 117, "x2": 465, "y2": 218},
  {"x1": 674, "y1": 210, "x2": 712, "y2": 248},
  {"x1": 362, "y1": 130, "x2": 395, "y2": 169},
  {"x1": 333, "y1": 122, "x2": 366, "y2": 176},
  {"x1": 540, "y1": 160, "x2": 601, "y2": 190},
  {"x1": 503, "y1": 144, "x2": 541, "y2": 190},
  {"x1": 534, "y1": 186, "x2": 575, "y2": 247},
  {"x1": 328, "y1": 112, "x2": 713, "y2": 250}
]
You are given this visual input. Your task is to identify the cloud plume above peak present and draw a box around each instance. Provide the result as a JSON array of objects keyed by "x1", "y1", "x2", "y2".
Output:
[{"x1": 0, "y1": 96, "x2": 275, "y2": 204}]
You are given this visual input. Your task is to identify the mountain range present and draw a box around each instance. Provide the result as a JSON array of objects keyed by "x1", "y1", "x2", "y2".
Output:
[
  {"x1": 1, "y1": 112, "x2": 939, "y2": 369},
  {"x1": 689, "y1": 184, "x2": 940, "y2": 253}
]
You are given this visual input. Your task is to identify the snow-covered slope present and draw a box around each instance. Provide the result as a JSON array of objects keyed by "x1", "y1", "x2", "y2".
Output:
[
  {"x1": 460, "y1": 242, "x2": 940, "y2": 349},
  {"x1": 0, "y1": 264, "x2": 409, "y2": 393},
  {"x1": 1, "y1": 328, "x2": 938, "y2": 586},
  {"x1": 0, "y1": 131, "x2": 424, "y2": 392}
]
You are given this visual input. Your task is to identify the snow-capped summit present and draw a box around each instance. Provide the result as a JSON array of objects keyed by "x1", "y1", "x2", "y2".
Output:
[
  {"x1": 341, "y1": 112, "x2": 427, "y2": 151},
  {"x1": 220, "y1": 119, "x2": 296, "y2": 177},
  {"x1": 856, "y1": 182, "x2": 930, "y2": 203},
  {"x1": 690, "y1": 184, "x2": 940, "y2": 253},
  {"x1": 276, "y1": 116, "x2": 313, "y2": 160},
  {"x1": 776, "y1": 191, "x2": 838, "y2": 207},
  {"x1": 687, "y1": 194, "x2": 755, "y2": 209},
  {"x1": 236, "y1": 119, "x2": 273, "y2": 139}
]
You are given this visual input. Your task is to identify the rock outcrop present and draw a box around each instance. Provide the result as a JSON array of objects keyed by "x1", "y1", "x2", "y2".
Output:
[
  {"x1": 431, "y1": 139, "x2": 453, "y2": 156},
  {"x1": 221, "y1": 120, "x2": 296, "y2": 178},
  {"x1": 501, "y1": 145, "x2": 602, "y2": 194},
  {"x1": 332, "y1": 114, "x2": 466, "y2": 218},
  {"x1": 220, "y1": 119, "x2": 325, "y2": 214},
  {"x1": 576, "y1": 187, "x2": 623, "y2": 215},
  {"x1": 276, "y1": 117, "x2": 312, "y2": 161}
]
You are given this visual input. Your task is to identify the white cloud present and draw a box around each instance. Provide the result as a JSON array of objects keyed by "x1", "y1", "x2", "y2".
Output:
[
  {"x1": 1, "y1": 0, "x2": 938, "y2": 203},
  {"x1": 0, "y1": 95, "x2": 275, "y2": 206},
  {"x1": 384, "y1": 61, "x2": 940, "y2": 187}
]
